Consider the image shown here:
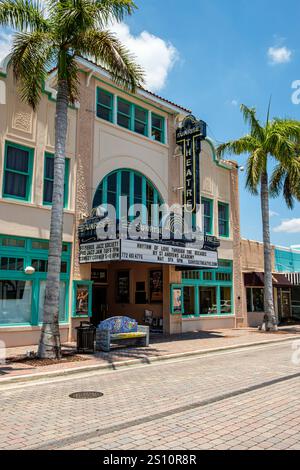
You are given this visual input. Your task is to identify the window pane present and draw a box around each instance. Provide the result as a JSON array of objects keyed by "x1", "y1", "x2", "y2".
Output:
[
  {"x1": 2, "y1": 237, "x2": 25, "y2": 248},
  {"x1": 183, "y1": 287, "x2": 195, "y2": 315},
  {"x1": 118, "y1": 99, "x2": 130, "y2": 115},
  {"x1": 152, "y1": 115, "x2": 163, "y2": 129},
  {"x1": 135, "y1": 120, "x2": 146, "y2": 135},
  {"x1": 45, "y1": 156, "x2": 54, "y2": 180},
  {"x1": 0, "y1": 280, "x2": 32, "y2": 325},
  {"x1": 39, "y1": 281, "x2": 66, "y2": 323},
  {"x1": 247, "y1": 288, "x2": 252, "y2": 312},
  {"x1": 152, "y1": 128, "x2": 162, "y2": 142},
  {"x1": 220, "y1": 287, "x2": 232, "y2": 314},
  {"x1": 134, "y1": 174, "x2": 142, "y2": 200},
  {"x1": 99, "y1": 90, "x2": 112, "y2": 108},
  {"x1": 135, "y1": 107, "x2": 147, "y2": 122},
  {"x1": 6, "y1": 146, "x2": 29, "y2": 172},
  {"x1": 4, "y1": 171, "x2": 27, "y2": 198},
  {"x1": 0, "y1": 258, "x2": 8, "y2": 270},
  {"x1": 107, "y1": 173, "x2": 117, "y2": 193},
  {"x1": 97, "y1": 105, "x2": 111, "y2": 122},
  {"x1": 43, "y1": 180, "x2": 53, "y2": 203},
  {"x1": 199, "y1": 286, "x2": 217, "y2": 315},
  {"x1": 32, "y1": 241, "x2": 49, "y2": 250},
  {"x1": 252, "y1": 288, "x2": 264, "y2": 312},
  {"x1": 121, "y1": 171, "x2": 130, "y2": 196},
  {"x1": 117, "y1": 113, "x2": 131, "y2": 129}
]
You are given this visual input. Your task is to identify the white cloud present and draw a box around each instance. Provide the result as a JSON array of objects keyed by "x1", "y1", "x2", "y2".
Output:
[
  {"x1": 268, "y1": 46, "x2": 292, "y2": 65},
  {"x1": 110, "y1": 22, "x2": 178, "y2": 92},
  {"x1": 0, "y1": 20, "x2": 178, "y2": 92},
  {"x1": 231, "y1": 99, "x2": 238, "y2": 107},
  {"x1": 273, "y1": 218, "x2": 300, "y2": 233},
  {"x1": 269, "y1": 210, "x2": 279, "y2": 218},
  {"x1": 0, "y1": 32, "x2": 13, "y2": 64}
]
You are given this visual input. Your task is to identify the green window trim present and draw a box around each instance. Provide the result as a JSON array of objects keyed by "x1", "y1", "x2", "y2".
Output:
[
  {"x1": 72, "y1": 281, "x2": 93, "y2": 318},
  {"x1": 43, "y1": 153, "x2": 70, "y2": 208},
  {"x1": 96, "y1": 87, "x2": 114, "y2": 123},
  {"x1": 202, "y1": 197, "x2": 213, "y2": 235},
  {"x1": 218, "y1": 201, "x2": 230, "y2": 238},
  {"x1": 0, "y1": 235, "x2": 71, "y2": 326},
  {"x1": 95, "y1": 87, "x2": 167, "y2": 144},
  {"x1": 92, "y1": 169, "x2": 164, "y2": 225},
  {"x1": 117, "y1": 97, "x2": 133, "y2": 130},
  {"x1": 134, "y1": 105, "x2": 148, "y2": 137},
  {"x1": 151, "y1": 113, "x2": 165, "y2": 143},
  {"x1": 2, "y1": 141, "x2": 34, "y2": 202}
]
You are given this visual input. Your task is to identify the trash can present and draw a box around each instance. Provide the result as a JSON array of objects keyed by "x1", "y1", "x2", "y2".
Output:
[{"x1": 76, "y1": 321, "x2": 96, "y2": 354}]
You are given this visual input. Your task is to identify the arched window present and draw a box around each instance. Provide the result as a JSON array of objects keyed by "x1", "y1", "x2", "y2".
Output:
[{"x1": 93, "y1": 169, "x2": 164, "y2": 226}]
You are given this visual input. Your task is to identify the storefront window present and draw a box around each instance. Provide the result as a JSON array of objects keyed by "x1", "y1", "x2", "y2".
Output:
[
  {"x1": 183, "y1": 286, "x2": 196, "y2": 315},
  {"x1": 199, "y1": 286, "x2": 217, "y2": 315},
  {"x1": 220, "y1": 287, "x2": 232, "y2": 314},
  {"x1": 38, "y1": 281, "x2": 67, "y2": 323},
  {"x1": 0, "y1": 280, "x2": 32, "y2": 325},
  {"x1": 247, "y1": 288, "x2": 264, "y2": 312}
]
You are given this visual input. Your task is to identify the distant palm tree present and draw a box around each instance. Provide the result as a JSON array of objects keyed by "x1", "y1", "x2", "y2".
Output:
[
  {"x1": 217, "y1": 104, "x2": 300, "y2": 330},
  {"x1": 0, "y1": 0, "x2": 144, "y2": 358}
]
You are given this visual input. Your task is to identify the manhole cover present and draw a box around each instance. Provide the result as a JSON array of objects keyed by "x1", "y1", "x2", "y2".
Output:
[{"x1": 69, "y1": 391, "x2": 103, "y2": 400}]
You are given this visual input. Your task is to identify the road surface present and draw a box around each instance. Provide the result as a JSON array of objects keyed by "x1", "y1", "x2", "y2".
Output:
[{"x1": 1, "y1": 340, "x2": 300, "y2": 450}]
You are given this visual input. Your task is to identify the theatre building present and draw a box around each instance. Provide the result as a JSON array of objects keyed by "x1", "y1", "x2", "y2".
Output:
[
  {"x1": 73, "y1": 57, "x2": 244, "y2": 337},
  {"x1": 0, "y1": 54, "x2": 244, "y2": 347}
]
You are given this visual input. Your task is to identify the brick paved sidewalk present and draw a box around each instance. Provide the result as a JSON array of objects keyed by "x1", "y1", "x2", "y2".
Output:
[{"x1": 1, "y1": 326, "x2": 300, "y2": 381}]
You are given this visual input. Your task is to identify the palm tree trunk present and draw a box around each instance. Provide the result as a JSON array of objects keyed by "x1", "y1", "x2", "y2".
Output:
[
  {"x1": 38, "y1": 79, "x2": 69, "y2": 359},
  {"x1": 260, "y1": 171, "x2": 278, "y2": 330}
]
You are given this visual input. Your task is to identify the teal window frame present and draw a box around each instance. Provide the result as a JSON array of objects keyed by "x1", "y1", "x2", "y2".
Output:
[
  {"x1": 92, "y1": 169, "x2": 164, "y2": 225},
  {"x1": 72, "y1": 280, "x2": 93, "y2": 318},
  {"x1": 218, "y1": 202, "x2": 230, "y2": 238},
  {"x1": 96, "y1": 87, "x2": 114, "y2": 123},
  {"x1": 2, "y1": 141, "x2": 34, "y2": 202},
  {"x1": 43, "y1": 153, "x2": 70, "y2": 208},
  {"x1": 134, "y1": 105, "x2": 148, "y2": 136},
  {"x1": 0, "y1": 234, "x2": 71, "y2": 327},
  {"x1": 202, "y1": 197, "x2": 213, "y2": 235},
  {"x1": 117, "y1": 97, "x2": 133, "y2": 130},
  {"x1": 151, "y1": 113, "x2": 165, "y2": 143},
  {"x1": 176, "y1": 261, "x2": 234, "y2": 318}
]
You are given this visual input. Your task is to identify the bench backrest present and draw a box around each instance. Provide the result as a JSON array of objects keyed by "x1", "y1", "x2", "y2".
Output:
[{"x1": 98, "y1": 316, "x2": 138, "y2": 334}]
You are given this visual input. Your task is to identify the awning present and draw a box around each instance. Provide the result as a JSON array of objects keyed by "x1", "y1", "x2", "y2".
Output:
[{"x1": 244, "y1": 272, "x2": 293, "y2": 287}]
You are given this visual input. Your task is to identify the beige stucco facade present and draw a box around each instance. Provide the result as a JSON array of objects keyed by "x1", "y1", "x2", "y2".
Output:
[{"x1": 0, "y1": 55, "x2": 244, "y2": 347}]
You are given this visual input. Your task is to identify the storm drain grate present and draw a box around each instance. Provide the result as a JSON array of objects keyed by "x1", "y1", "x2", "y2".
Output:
[{"x1": 69, "y1": 391, "x2": 104, "y2": 400}]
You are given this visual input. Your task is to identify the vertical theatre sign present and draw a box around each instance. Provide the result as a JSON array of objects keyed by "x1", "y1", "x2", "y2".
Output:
[{"x1": 176, "y1": 115, "x2": 207, "y2": 213}]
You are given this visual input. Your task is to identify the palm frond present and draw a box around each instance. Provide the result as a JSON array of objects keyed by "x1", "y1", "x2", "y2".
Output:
[
  {"x1": 245, "y1": 148, "x2": 266, "y2": 194},
  {"x1": 94, "y1": 0, "x2": 136, "y2": 25},
  {"x1": 74, "y1": 28, "x2": 144, "y2": 90},
  {"x1": 0, "y1": 0, "x2": 48, "y2": 31},
  {"x1": 217, "y1": 135, "x2": 259, "y2": 159},
  {"x1": 240, "y1": 104, "x2": 265, "y2": 142},
  {"x1": 10, "y1": 30, "x2": 55, "y2": 109}
]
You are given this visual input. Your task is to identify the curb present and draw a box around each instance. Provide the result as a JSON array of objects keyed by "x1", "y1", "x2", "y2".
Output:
[{"x1": 1, "y1": 334, "x2": 300, "y2": 387}]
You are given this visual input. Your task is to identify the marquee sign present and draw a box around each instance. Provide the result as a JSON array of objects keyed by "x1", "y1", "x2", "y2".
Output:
[
  {"x1": 79, "y1": 239, "x2": 218, "y2": 268},
  {"x1": 176, "y1": 115, "x2": 207, "y2": 214}
]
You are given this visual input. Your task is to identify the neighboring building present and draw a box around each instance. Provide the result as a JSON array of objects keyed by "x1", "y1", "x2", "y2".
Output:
[
  {"x1": 0, "y1": 54, "x2": 244, "y2": 347},
  {"x1": 241, "y1": 239, "x2": 300, "y2": 326}
]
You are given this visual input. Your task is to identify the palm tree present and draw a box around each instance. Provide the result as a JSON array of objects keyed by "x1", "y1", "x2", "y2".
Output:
[
  {"x1": 217, "y1": 104, "x2": 300, "y2": 330},
  {"x1": 0, "y1": 0, "x2": 144, "y2": 358}
]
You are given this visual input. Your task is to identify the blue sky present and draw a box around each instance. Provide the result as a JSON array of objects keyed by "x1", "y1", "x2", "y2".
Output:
[
  {"x1": 123, "y1": 0, "x2": 300, "y2": 247},
  {"x1": 0, "y1": 0, "x2": 299, "y2": 247}
]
